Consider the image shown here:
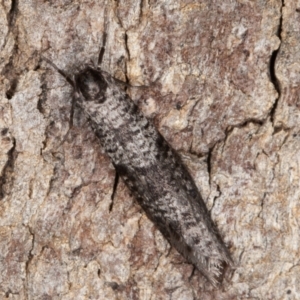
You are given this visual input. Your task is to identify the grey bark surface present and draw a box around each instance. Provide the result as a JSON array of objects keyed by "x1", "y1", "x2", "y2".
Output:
[{"x1": 0, "y1": 0, "x2": 297, "y2": 299}]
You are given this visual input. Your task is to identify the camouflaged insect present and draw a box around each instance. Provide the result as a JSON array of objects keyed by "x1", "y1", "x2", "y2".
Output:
[
  {"x1": 42, "y1": 51, "x2": 233, "y2": 286},
  {"x1": 71, "y1": 66, "x2": 233, "y2": 286}
]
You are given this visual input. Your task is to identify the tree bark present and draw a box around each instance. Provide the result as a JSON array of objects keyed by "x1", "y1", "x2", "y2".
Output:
[{"x1": 0, "y1": 0, "x2": 298, "y2": 299}]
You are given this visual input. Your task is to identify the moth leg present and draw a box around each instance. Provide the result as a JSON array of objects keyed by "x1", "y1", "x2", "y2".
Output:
[
  {"x1": 188, "y1": 266, "x2": 196, "y2": 281},
  {"x1": 109, "y1": 171, "x2": 119, "y2": 212}
]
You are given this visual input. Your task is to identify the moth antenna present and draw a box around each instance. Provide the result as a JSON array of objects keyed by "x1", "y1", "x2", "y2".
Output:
[
  {"x1": 41, "y1": 55, "x2": 77, "y2": 145},
  {"x1": 98, "y1": 5, "x2": 108, "y2": 67},
  {"x1": 98, "y1": 31, "x2": 107, "y2": 67},
  {"x1": 41, "y1": 55, "x2": 75, "y2": 88}
]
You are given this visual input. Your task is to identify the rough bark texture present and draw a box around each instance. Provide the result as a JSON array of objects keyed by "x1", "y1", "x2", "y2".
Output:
[{"x1": 0, "y1": 0, "x2": 298, "y2": 299}]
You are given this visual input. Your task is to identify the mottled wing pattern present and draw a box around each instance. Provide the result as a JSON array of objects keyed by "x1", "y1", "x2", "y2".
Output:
[{"x1": 75, "y1": 67, "x2": 233, "y2": 286}]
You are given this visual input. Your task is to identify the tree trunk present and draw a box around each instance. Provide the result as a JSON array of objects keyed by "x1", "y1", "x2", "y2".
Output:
[{"x1": 0, "y1": 0, "x2": 297, "y2": 299}]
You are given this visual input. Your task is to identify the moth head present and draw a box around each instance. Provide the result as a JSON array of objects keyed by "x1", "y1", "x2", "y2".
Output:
[
  {"x1": 41, "y1": 56, "x2": 108, "y2": 105},
  {"x1": 75, "y1": 67, "x2": 108, "y2": 103}
]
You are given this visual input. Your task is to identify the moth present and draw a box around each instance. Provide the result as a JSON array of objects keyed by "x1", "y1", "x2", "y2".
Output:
[{"x1": 42, "y1": 52, "x2": 233, "y2": 287}]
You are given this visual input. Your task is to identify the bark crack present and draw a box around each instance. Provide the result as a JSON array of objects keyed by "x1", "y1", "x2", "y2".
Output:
[
  {"x1": 1, "y1": 0, "x2": 18, "y2": 50},
  {"x1": 0, "y1": 136, "x2": 16, "y2": 200},
  {"x1": 2, "y1": 0, "x2": 20, "y2": 99},
  {"x1": 25, "y1": 225, "x2": 35, "y2": 300},
  {"x1": 269, "y1": 1, "x2": 283, "y2": 124},
  {"x1": 7, "y1": 0, "x2": 18, "y2": 28},
  {"x1": 123, "y1": 31, "x2": 130, "y2": 85}
]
